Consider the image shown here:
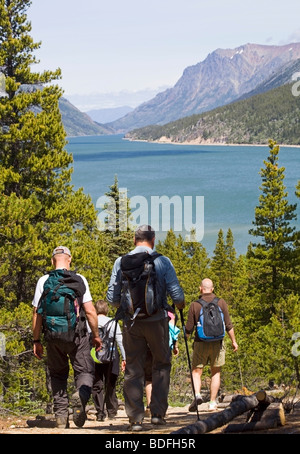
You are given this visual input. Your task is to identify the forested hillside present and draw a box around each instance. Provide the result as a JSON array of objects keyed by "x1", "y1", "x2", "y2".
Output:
[{"x1": 126, "y1": 83, "x2": 300, "y2": 145}]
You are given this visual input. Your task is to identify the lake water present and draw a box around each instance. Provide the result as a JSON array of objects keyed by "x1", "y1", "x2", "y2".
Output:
[{"x1": 67, "y1": 134, "x2": 299, "y2": 256}]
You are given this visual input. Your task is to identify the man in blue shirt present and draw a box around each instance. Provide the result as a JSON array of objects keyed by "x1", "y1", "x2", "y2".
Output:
[{"x1": 107, "y1": 225, "x2": 185, "y2": 431}]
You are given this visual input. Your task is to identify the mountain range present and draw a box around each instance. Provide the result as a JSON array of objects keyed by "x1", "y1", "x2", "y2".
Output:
[
  {"x1": 58, "y1": 98, "x2": 113, "y2": 136},
  {"x1": 106, "y1": 42, "x2": 300, "y2": 133}
]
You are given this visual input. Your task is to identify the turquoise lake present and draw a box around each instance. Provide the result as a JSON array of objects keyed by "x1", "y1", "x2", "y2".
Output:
[{"x1": 67, "y1": 134, "x2": 299, "y2": 256}]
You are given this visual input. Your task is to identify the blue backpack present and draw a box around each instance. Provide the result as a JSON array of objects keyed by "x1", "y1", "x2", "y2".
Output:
[{"x1": 196, "y1": 297, "x2": 225, "y2": 342}]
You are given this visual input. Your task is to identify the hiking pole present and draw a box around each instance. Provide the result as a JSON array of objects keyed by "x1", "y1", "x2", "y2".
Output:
[
  {"x1": 236, "y1": 351, "x2": 244, "y2": 390},
  {"x1": 179, "y1": 309, "x2": 200, "y2": 421}
]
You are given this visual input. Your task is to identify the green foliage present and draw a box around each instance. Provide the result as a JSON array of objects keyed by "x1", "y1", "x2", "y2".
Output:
[
  {"x1": 0, "y1": 302, "x2": 49, "y2": 411},
  {"x1": 0, "y1": 0, "x2": 109, "y2": 308},
  {"x1": 248, "y1": 140, "x2": 297, "y2": 313}
]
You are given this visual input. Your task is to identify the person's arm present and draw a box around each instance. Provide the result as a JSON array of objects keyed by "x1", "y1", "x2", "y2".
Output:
[
  {"x1": 157, "y1": 257, "x2": 185, "y2": 309},
  {"x1": 227, "y1": 327, "x2": 238, "y2": 352},
  {"x1": 185, "y1": 302, "x2": 197, "y2": 338},
  {"x1": 106, "y1": 258, "x2": 122, "y2": 307},
  {"x1": 32, "y1": 277, "x2": 45, "y2": 360},
  {"x1": 83, "y1": 301, "x2": 102, "y2": 351},
  {"x1": 32, "y1": 307, "x2": 43, "y2": 359}
]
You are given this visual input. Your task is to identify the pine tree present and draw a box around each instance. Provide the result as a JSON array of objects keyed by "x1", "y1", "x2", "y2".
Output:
[
  {"x1": 210, "y1": 228, "x2": 237, "y2": 300},
  {"x1": 294, "y1": 180, "x2": 300, "y2": 293},
  {"x1": 100, "y1": 175, "x2": 134, "y2": 263},
  {"x1": 248, "y1": 140, "x2": 297, "y2": 314},
  {"x1": 0, "y1": 0, "x2": 103, "y2": 306}
]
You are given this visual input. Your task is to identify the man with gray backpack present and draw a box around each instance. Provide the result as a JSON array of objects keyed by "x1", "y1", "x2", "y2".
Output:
[
  {"x1": 32, "y1": 246, "x2": 101, "y2": 429},
  {"x1": 185, "y1": 278, "x2": 238, "y2": 413},
  {"x1": 88, "y1": 299, "x2": 126, "y2": 422}
]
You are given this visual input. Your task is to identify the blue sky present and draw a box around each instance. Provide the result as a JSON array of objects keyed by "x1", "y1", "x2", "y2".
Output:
[{"x1": 28, "y1": 0, "x2": 300, "y2": 109}]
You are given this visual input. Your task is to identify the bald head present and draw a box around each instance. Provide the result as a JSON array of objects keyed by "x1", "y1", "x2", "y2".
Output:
[{"x1": 200, "y1": 278, "x2": 214, "y2": 294}]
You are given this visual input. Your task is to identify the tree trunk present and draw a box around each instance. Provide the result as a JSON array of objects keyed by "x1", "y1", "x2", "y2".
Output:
[
  {"x1": 224, "y1": 403, "x2": 285, "y2": 432},
  {"x1": 171, "y1": 393, "x2": 259, "y2": 434}
]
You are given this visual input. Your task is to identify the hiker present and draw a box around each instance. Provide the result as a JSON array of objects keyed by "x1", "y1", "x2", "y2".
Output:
[
  {"x1": 88, "y1": 299, "x2": 126, "y2": 421},
  {"x1": 32, "y1": 246, "x2": 101, "y2": 428},
  {"x1": 144, "y1": 310, "x2": 180, "y2": 416},
  {"x1": 106, "y1": 224, "x2": 185, "y2": 431},
  {"x1": 185, "y1": 278, "x2": 238, "y2": 412}
]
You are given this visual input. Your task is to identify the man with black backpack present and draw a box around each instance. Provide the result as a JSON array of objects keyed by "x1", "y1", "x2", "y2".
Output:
[
  {"x1": 106, "y1": 225, "x2": 185, "y2": 431},
  {"x1": 185, "y1": 278, "x2": 238, "y2": 413},
  {"x1": 32, "y1": 246, "x2": 101, "y2": 429}
]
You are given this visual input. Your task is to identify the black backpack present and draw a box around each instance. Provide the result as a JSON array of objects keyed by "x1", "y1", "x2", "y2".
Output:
[
  {"x1": 196, "y1": 297, "x2": 225, "y2": 342},
  {"x1": 120, "y1": 251, "x2": 162, "y2": 318},
  {"x1": 37, "y1": 269, "x2": 86, "y2": 342}
]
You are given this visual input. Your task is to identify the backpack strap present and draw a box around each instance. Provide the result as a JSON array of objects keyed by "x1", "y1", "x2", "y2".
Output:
[
  {"x1": 197, "y1": 297, "x2": 219, "y2": 306},
  {"x1": 149, "y1": 251, "x2": 162, "y2": 261}
]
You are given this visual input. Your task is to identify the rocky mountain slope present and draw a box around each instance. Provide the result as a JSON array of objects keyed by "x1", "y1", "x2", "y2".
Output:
[
  {"x1": 126, "y1": 82, "x2": 300, "y2": 146},
  {"x1": 108, "y1": 43, "x2": 300, "y2": 132},
  {"x1": 59, "y1": 97, "x2": 113, "y2": 137}
]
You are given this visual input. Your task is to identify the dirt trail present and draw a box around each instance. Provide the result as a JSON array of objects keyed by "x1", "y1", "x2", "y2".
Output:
[{"x1": 1, "y1": 401, "x2": 300, "y2": 435}]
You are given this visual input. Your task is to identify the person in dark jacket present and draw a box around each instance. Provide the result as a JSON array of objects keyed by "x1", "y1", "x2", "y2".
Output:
[
  {"x1": 185, "y1": 278, "x2": 238, "y2": 412},
  {"x1": 106, "y1": 225, "x2": 185, "y2": 431}
]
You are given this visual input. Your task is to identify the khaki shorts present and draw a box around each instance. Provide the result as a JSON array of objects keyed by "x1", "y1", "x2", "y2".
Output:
[{"x1": 192, "y1": 340, "x2": 225, "y2": 369}]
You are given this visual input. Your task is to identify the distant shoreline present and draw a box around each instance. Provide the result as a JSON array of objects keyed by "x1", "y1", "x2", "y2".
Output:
[{"x1": 124, "y1": 136, "x2": 300, "y2": 149}]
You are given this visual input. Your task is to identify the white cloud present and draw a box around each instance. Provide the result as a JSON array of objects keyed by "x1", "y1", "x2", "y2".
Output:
[{"x1": 280, "y1": 28, "x2": 300, "y2": 45}]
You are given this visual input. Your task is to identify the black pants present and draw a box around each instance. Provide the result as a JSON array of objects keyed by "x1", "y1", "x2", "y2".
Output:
[
  {"x1": 46, "y1": 335, "x2": 94, "y2": 418},
  {"x1": 123, "y1": 315, "x2": 171, "y2": 423},
  {"x1": 92, "y1": 362, "x2": 119, "y2": 418}
]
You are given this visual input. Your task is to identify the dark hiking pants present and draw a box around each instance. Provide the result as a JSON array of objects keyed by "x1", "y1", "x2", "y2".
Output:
[
  {"x1": 46, "y1": 335, "x2": 94, "y2": 418},
  {"x1": 92, "y1": 363, "x2": 119, "y2": 418},
  {"x1": 123, "y1": 316, "x2": 171, "y2": 423}
]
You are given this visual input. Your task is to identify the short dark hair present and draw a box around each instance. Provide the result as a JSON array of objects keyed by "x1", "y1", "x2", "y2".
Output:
[{"x1": 134, "y1": 224, "x2": 155, "y2": 242}]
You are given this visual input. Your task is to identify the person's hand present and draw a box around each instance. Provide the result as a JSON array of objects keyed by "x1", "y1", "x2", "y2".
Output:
[
  {"x1": 232, "y1": 341, "x2": 238, "y2": 352},
  {"x1": 173, "y1": 344, "x2": 179, "y2": 357},
  {"x1": 93, "y1": 336, "x2": 102, "y2": 352},
  {"x1": 176, "y1": 301, "x2": 185, "y2": 310},
  {"x1": 121, "y1": 359, "x2": 126, "y2": 372},
  {"x1": 33, "y1": 342, "x2": 43, "y2": 360}
]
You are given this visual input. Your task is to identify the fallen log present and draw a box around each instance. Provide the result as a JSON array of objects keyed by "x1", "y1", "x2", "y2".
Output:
[
  {"x1": 223, "y1": 402, "x2": 285, "y2": 433},
  {"x1": 171, "y1": 393, "x2": 260, "y2": 434}
]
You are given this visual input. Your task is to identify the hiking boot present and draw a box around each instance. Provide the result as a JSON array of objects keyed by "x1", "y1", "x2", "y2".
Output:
[
  {"x1": 55, "y1": 416, "x2": 69, "y2": 428},
  {"x1": 208, "y1": 400, "x2": 218, "y2": 411},
  {"x1": 71, "y1": 391, "x2": 87, "y2": 427},
  {"x1": 96, "y1": 414, "x2": 106, "y2": 421},
  {"x1": 129, "y1": 421, "x2": 143, "y2": 431},
  {"x1": 188, "y1": 395, "x2": 203, "y2": 412},
  {"x1": 151, "y1": 414, "x2": 166, "y2": 425}
]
